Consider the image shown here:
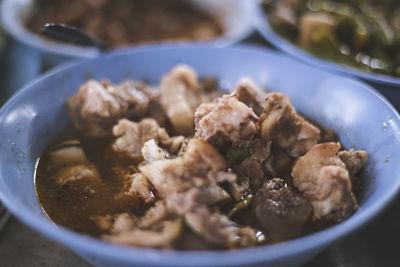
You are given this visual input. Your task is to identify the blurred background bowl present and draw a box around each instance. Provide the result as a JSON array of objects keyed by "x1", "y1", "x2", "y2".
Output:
[
  {"x1": 0, "y1": 0, "x2": 253, "y2": 67},
  {"x1": 249, "y1": 0, "x2": 400, "y2": 87},
  {"x1": 0, "y1": 45, "x2": 400, "y2": 267}
]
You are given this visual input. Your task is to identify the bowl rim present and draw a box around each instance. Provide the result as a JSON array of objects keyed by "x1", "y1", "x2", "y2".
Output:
[
  {"x1": 1, "y1": 44, "x2": 400, "y2": 266},
  {"x1": 249, "y1": 0, "x2": 400, "y2": 86},
  {"x1": 0, "y1": 0, "x2": 254, "y2": 59}
]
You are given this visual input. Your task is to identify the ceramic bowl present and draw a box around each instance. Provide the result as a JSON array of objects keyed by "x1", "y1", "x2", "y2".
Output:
[
  {"x1": 0, "y1": 45, "x2": 399, "y2": 267},
  {"x1": 0, "y1": 0, "x2": 253, "y2": 66},
  {"x1": 249, "y1": 0, "x2": 400, "y2": 86}
]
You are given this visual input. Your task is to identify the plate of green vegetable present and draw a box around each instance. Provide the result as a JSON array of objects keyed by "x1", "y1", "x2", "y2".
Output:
[{"x1": 251, "y1": 0, "x2": 400, "y2": 86}]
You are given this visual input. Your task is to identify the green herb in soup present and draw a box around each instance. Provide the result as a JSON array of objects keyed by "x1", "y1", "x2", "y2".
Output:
[
  {"x1": 35, "y1": 65, "x2": 367, "y2": 250},
  {"x1": 262, "y1": 0, "x2": 400, "y2": 77}
]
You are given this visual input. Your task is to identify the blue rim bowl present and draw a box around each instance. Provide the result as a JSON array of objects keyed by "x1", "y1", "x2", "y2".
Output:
[
  {"x1": 0, "y1": 45, "x2": 400, "y2": 267},
  {"x1": 249, "y1": 0, "x2": 400, "y2": 86}
]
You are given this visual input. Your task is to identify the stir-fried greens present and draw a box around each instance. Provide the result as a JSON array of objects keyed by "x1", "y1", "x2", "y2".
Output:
[{"x1": 262, "y1": 0, "x2": 400, "y2": 77}]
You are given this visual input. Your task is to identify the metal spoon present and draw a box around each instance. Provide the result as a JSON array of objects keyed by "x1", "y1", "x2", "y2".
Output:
[{"x1": 42, "y1": 23, "x2": 109, "y2": 51}]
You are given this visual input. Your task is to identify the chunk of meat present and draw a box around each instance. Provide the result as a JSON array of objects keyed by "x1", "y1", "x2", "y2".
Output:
[
  {"x1": 141, "y1": 139, "x2": 169, "y2": 162},
  {"x1": 103, "y1": 219, "x2": 182, "y2": 248},
  {"x1": 260, "y1": 93, "x2": 320, "y2": 157},
  {"x1": 140, "y1": 86, "x2": 168, "y2": 127},
  {"x1": 184, "y1": 207, "x2": 257, "y2": 249},
  {"x1": 183, "y1": 138, "x2": 227, "y2": 175},
  {"x1": 109, "y1": 80, "x2": 151, "y2": 119},
  {"x1": 161, "y1": 135, "x2": 186, "y2": 154},
  {"x1": 212, "y1": 171, "x2": 249, "y2": 201},
  {"x1": 119, "y1": 172, "x2": 155, "y2": 204},
  {"x1": 94, "y1": 201, "x2": 168, "y2": 234},
  {"x1": 234, "y1": 78, "x2": 268, "y2": 115},
  {"x1": 57, "y1": 163, "x2": 100, "y2": 185},
  {"x1": 91, "y1": 214, "x2": 114, "y2": 232},
  {"x1": 338, "y1": 149, "x2": 367, "y2": 195},
  {"x1": 112, "y1": 118, "x2": 168, "y2": 159},
  {"x1": 111, "y1": 213, "x2": 139, "y2": 234},
  {"x1": 338, "y1": 149, "x2": 368, "y2": 175},
  {"x1": 160, "y1": 65, "x2": 199, "y2": 135},
  {"x1": 195, "y1": 94, "x2": 258, "y2": 147},
  {"x1": 139, "y1": 156, "x2": 189, "y2": 198},
  {"x1": 166, "y1": 186, "x2": 231, "y2": 215},
  {"x1": 140, "y1": 139, "x2": 227, "y2": 196},
  {"x1": 291, "y1": 142, "x2": 358, "y2": 221},
  {"x1": 254, "y1": 178, "x2": 312, "y2": 242},
  {"x1": 232, "y1": 139, "x2": 272, "y2": 190},
  {"x1": 139, "y1": 201, "x2": 168, "y2": 228},
  {"x1": 264, "y1": 144, "x2": 294, "y2": 178},
  {"x1": 50, "y1": 140, "x2": 88, "y2": 167},
  {"x1": 140, "y1": 138, "x2": 233, "y2": 212},
  {"x1": 67, "y1": 79, "x2": 151, "y2": 137}
]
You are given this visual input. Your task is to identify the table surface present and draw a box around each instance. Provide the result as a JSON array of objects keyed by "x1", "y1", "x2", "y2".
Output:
[{"x1": 1, "y1": 33, "x2": 400, "y2": 267}]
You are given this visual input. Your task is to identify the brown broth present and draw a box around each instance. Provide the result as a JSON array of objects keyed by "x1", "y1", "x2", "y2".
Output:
[
  {"x1": 35, "y1": 126, "x2": 149, "y2": 237},
  {"x1": 35, "y1": 124, "x2": 357, "y2": 249}
]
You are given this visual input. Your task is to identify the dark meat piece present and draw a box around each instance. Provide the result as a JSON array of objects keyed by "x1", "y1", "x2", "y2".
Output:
[
  {"x1": 142, "y1": 86, "x2": 168, "y2": 127},
  {"x1": 212, "y1": 170, "x2": 249, "y2": 201},
  {"x1": 184, "y1": 207, "x2": 257, "y2": 249},
  {"x1": 177, "y1": 227, "x2": 221, "y2": 250},
  {"x1": 230, "y1": 139, "x2": 272, "y2": 190},
  {"x1": 195, "y1": 94, "x2": 258, "y2": 147},
  {"x1": 254, "y1": 178, "x2": 312, "y2": 242},
  {"x1": 338, "y1": 149, "x2": 368, "y2": 175},
  {"x1": 338, "y1": 149, "x2": 368, "y2": 195},
  {"x1": 260, "y1": 93, "x2": 320, "y2": 157},
  {"x1": 291, "y1": 142, "x2": 359, "y2": 221},
  {"x1": 67, "y1": 79, "x2": 151, "y2": 137},
  {"x1": 233, "y1": 78, "x2": 268, "y2": 116},
  {"x1": 264, "y1": 145, "x2": 294, "y2": 178},
  {"x1": 119, "y1": 80, "x2": 167, "y2": 126}
]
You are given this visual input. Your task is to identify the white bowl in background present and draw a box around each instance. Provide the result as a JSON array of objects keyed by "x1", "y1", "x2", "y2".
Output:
[{"x1": 0, "y1": 0, "x2": 254, "y2": 67}]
